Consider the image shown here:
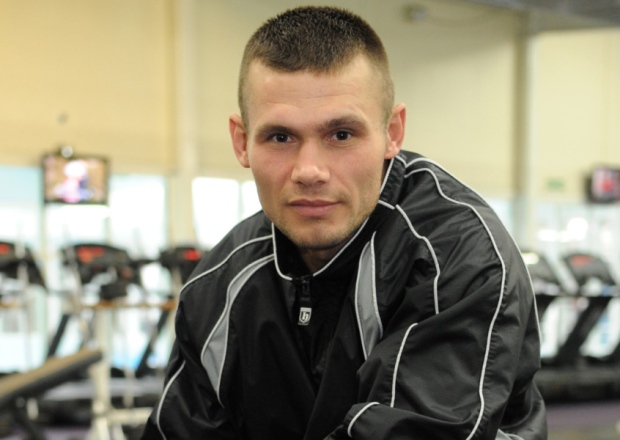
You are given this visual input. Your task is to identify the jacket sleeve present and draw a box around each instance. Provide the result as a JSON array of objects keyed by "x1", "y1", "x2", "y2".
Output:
[
  {"x1": 141, "y1": 303, "x2": 236, "y2": 440},
  {"x1": 326, "y1": 236, "x2": 547, "y2": 440}
]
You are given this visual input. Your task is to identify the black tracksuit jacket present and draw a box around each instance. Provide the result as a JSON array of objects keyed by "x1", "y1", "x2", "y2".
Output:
[{"x1": 142, "y1": 150, "x2": 547, "y2": 439}]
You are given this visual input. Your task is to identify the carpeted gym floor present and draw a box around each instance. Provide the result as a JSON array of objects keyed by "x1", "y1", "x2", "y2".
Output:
[{"x1": 2, "y1": 398, "x2": 620, "y2": 439}]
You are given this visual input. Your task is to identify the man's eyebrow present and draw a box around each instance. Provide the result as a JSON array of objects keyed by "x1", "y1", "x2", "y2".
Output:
[
  {"x1": 254, "y1": 124, "x2": 299, "y2": 139},
  {"x1": 318, "y1": 116, "x2": 366, "y2": 132},
  {"x1": 254, "y1": 117, "x2": 366, "y2": 139}
]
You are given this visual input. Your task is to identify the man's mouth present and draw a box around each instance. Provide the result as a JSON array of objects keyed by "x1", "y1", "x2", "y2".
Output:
[{"x1": 289, "y1": 199, "x2": 337, "y2": 217}]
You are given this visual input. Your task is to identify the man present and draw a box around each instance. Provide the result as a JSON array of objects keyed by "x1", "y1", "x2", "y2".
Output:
[{"x1": 142, "y1": 6, "x2": 547, "y2": 439}]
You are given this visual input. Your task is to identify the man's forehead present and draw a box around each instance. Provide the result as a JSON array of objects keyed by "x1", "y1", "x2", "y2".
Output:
[
  {"x1": 242, "y1": 55, "x2": 385, "y2": 129},
  {"x1": 244, "y1": 56, "x2": 381, "y2": 104}
]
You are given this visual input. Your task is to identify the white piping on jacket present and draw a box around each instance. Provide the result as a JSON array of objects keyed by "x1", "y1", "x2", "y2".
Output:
[
  {"x1": 201, "y1": 254, "x2": 275, "y2": 405},
  {"x1": 272, "y1": 219, "x2": 370, "y2": 279},
  {"x1": 184, "y1": 235, "x2": 273, "y2": 288},
  {"x1": 155, "y1": 361, "x2": 186, "y2": 440},
  {"x1": 155, "y1": 234, "x2": 274, "y2": 434},
  {"x1": 346, "y1": 402, "x2": 380, "y2": 438},
  {"x1": 404, "y1": 157, "x2": 508, "y2": 440},
  {"x1": 391, "y1": 323, "x2": 419, "y2": 408},
  {"x1": 395, "y1": 205, "x2": 442, "y2": 315}
]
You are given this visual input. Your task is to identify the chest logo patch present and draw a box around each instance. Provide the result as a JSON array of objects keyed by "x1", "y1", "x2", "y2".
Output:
[{"x1": 298, "y1": 307, "x2": 312, "y2": 325}]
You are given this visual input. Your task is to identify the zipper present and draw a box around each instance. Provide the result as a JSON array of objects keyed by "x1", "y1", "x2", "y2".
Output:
[{"x1": 297, "y1": 275, "x2": 312, "y2": 326}]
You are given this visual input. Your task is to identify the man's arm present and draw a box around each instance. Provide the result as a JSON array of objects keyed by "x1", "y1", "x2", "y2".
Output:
[
  {"x1": 141, "y1": 309, "x2": 236, "y2": 439},
  {"x1": 328, "y1": 249, "x2": 546, "y2": 440}
]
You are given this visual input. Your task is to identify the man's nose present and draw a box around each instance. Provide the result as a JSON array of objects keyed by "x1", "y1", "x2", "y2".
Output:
[{"x1": 290, "y1": 141, "x2": 330, "y2": 186}]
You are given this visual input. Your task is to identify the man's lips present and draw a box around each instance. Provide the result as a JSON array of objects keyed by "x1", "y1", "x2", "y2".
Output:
[{"x1": 288, "y1": 199, "x2": 338, "y2": 217}]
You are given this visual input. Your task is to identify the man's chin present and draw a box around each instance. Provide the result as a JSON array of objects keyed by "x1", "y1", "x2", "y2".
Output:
[
  {"x1": 276, "y1": 217, "x2": 361, "y2": 253},
  {"x1": 290, "y1": 236, "x2": 342, "y2": 251},
  {"x1": 287, "y1": 228, "x2": 355, "y2": 253}
]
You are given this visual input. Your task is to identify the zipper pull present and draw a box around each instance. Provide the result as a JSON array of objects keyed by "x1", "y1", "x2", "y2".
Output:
[{"x1": 298, "y1": 275, "x2": 312, "y2": 326}]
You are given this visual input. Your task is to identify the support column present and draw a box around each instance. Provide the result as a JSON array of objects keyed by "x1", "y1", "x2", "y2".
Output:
[
  {"x1": 168, "y1": 0, "x2": 198, "y2": 246},
  {"x1": 513, "y1": 12, "x2": 540, "y2": 249}
]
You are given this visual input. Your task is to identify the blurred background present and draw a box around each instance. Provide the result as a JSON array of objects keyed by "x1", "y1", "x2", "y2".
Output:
[{"x1": 2, "y1": 0, "x2": 620, "y2": 438}]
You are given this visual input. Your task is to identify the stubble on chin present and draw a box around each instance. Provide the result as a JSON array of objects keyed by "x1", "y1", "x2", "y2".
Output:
[{"x1": 276, "y1": 212, "x2": 365, "y2": 254}]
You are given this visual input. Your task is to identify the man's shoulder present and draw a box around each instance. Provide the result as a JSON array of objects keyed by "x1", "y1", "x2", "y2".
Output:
[
  {"x1": 392, "y1": 151, "x2": 511, "y2": 249},
  {"x1": 189, "y1": 211, "x2": 274, "y2": 282},
  {"x1": 396, "y1": 151, "x2": 491, "y2": 212}
]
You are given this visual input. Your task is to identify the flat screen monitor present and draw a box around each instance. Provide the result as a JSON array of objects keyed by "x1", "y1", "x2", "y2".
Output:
[
  {"x1": 42, "y1": 153, "x2": 109, "y2": 205},
  {"x1": 587, "y1": 166, "x2": 620, "y2": 203}
]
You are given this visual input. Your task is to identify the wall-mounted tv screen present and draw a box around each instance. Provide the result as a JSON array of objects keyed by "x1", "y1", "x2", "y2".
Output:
[
  {"x1": 42, "y1": 153, "x2": 109, "y2": 205},
  {"x1": 587, "y1": 166, "x2": 620, "y2": 203}
]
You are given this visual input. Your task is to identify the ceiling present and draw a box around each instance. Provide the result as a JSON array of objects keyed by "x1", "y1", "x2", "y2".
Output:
[{"x1": 460, "y1": 0, "x2": 620, "y2": 30}]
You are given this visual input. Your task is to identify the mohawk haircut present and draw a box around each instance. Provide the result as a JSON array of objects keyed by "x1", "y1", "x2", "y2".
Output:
[{"x1": 238, "y1": 6, "x2": 394, "y2": 126}]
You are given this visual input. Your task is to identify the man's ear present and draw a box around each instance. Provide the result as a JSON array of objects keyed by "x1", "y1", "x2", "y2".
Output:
[
  {"x1": 229, "y1": 114, "x2": 250, "y2": 168},
  {"x1": 385, "y1": 103, "x2": 406, "y2": 160}
]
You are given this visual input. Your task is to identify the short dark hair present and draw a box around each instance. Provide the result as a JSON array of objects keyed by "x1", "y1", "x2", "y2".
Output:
[{"x1": 238, "y1": 6, "x2": 394, "y2": 126}]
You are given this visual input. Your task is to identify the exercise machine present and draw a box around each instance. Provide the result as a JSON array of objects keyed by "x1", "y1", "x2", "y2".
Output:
[
  {"x1": 47, "y1": 243, "x2": 146, "y2": 359},
  {"x1": 40, "y1": 243, "x2": 165, "y2": 438},
  {"x1": 134, "y1": 245, "x2": 203, "y2": 378},
  {"x1": 0, "y1": 348, "x2": 102, "y2": 439},
  {"x1": 535, "y1": 252, "x2": 620, "y2": 401},
  {"x1": 521, "y1": 250, "x2": 566, "y2": 321},
  {"x1": 0, "y1": 241, "x2": 47, "y2": 375}
]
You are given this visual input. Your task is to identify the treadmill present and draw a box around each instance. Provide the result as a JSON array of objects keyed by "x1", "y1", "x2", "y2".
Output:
[{"x1": 535, "y1": 252, "x2": 620, "y2": 401}]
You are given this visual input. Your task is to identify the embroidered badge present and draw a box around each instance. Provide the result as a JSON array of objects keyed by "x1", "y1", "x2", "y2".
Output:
[{"x1": 298, "y1": 307, "x2": 312, "y2": 325}]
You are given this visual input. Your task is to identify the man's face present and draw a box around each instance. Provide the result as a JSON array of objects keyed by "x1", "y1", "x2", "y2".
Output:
[{"x1": 230, "y1": 55, "x2": 405, "y2": 270}]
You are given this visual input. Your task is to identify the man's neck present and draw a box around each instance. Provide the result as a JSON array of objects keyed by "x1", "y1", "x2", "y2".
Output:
[{"x1": 299, "y1": 246, "x2": 343, "y2": 273}]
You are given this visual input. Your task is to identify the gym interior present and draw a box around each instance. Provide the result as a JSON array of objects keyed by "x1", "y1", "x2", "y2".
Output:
[{"x1": 2, "y1": 0, "x2": 620, "y2": 438}]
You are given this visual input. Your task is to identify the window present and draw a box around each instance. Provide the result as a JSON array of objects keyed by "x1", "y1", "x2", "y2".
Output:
[{"x1": 192, "y1": 177, "x2": 261, "y2": 249}]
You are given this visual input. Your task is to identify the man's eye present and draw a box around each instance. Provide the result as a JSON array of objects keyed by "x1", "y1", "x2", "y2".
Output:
[
  {"x1": 271, "y1": 133, "x2": 290, "y2": 143},
  {"x1": 333, "y1": 131, "x2": 352, "y2": 141}
]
